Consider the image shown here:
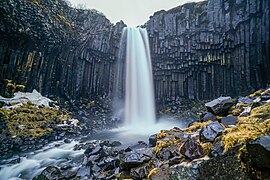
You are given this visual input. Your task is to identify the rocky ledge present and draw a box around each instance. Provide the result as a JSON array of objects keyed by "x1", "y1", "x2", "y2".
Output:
[{"x1": 33, "y1": 87, "x2": 270, "y2": 179}]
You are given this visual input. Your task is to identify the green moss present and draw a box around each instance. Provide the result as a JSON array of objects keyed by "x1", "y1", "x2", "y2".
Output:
[
  {"x1": 185, "y1": 120, "x2": 212, "y2": 132},
  {"x1": 222, "y1": 103, "x2": 270, "y2": 151},
  {"x1": 0, "y1": 103, "x2": 70, "y2": 138}
]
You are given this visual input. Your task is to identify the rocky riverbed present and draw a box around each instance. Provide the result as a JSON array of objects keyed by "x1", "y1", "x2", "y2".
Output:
[{"x1": 1, "y1": 88, "x2": 269, "y2": 179}]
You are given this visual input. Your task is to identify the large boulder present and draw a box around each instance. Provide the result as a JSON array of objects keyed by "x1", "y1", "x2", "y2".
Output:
[
  {"x1": 119, "y1": 148, "x2": 153, "y2": 170},
  {"x1": 171, "y1": 152, "x2": 248, "y2": 179},
  {"x1": 238, "y1": 97, "x2": 253, "y2": 105},
  {"x1": 205, "y1": 97, "x2": 234, "y2": 115},
  {"x1": 179, "y1": 137, "x2": 203, "y2": 160},
  {"x1": 220, "y1": 116, "x2": 238, "y2": 127},
  {"x1": 33, "y1": 166, "x2": 62, "y2": 180},
  {"x1": 200, "y1": 121, "x2": 224, "y2": 142},
  {"x1": 156, "y1": 145, "x2": 179, "y2": 161},
  {"x1": 201, "y1": 112, "x2": 217, "y2": 122},
  {"x1": 246, "y1": 135, "x2": 270, "y2": 168},
  {"x1": 149, "y1": 134, "x2": 157, "y2": 147}
]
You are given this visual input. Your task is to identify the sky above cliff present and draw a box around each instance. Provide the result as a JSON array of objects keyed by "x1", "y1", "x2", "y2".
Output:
[{"x1": 68, "y1": 0, "x2": 202, "y2": 27}]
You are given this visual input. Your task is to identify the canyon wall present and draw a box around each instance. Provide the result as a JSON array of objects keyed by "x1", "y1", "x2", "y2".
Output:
[
  {"x1": 0, "y1": 0, "x2": 125, "y2": 99},
  {"x1": 0, "y1": 0, "x2": 269, "y2": 103},
  {"x1": 146, "y1": 0, "x2": 270, "y2": 102}
]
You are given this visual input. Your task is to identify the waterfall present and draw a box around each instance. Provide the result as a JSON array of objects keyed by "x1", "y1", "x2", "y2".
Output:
[{"x1": 123, "y1": 27, "x2": 156, "y2": 128}]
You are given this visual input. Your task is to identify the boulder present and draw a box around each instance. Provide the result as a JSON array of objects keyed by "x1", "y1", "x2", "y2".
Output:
[
  {"x1": 76, "y1": 166, "x2": 91, "y2": 177},
  {"x1": 239, "y1": 106, "x2": 252, "y2": 117},
  {"x1": 179, "y1": 137, "x2": 203, "y2": 160},
  {"x1": 210, "y1": 141, "x2": 224, "y2": 157},
  {"x1": 120, "y1": 148, "x2": 153, "y2": 170},
  {"x1": 200, "y1": 121, "x2": 224, "y2": 142},
  {"x1": 220, "y1": 116, "x2": 238, "y2": 127},
  {"x1": 201, "y1": 112, "x2": 217, "y2": 122},
  {"x1": 125, "y1": 141, "x2": 148, "y2": 152},
  {"x1": 205, "y1": 97, "x2": 233, "y2": 115},
  {"x1": 168, "y1": 156, "x2": 182, "y2": 166},
  {"x1": 246, "y1": 135, "x2": 270, "y2": 168},
  {"x1": 84, "y1": 144, "x2": 102, "y2": 157},
  {"x1": 171, "y1": 152, "x2": 248, "y2": 179},
  {"x1": 156, "y1": 145, "x2": 179, "y2": 161},
  {"x1": 110, "y1": 141, "x2": 122, "y2": 147},
  {"x1": 33, "y1": 166, "x2": 62, "y2": 180},
  {"x1": 238, "y1": 97, "x2": 253, "y2": 105},
  {"x1": 149, "y1": 134, "x2": 157, "y2": 147},
  {"x1": 130, "y1": 161, "x2": 153, "y2": 179}
]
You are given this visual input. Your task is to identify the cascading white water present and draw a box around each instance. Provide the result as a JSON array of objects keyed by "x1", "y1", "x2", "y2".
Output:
[{"x1": 124, "y1": 27, "x2": 156, "y2": 128}]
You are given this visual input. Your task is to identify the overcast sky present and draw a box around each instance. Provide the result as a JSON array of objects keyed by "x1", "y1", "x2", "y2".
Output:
[{"x1": 69, "y1": 0, "x2": 202, "y2": 27}]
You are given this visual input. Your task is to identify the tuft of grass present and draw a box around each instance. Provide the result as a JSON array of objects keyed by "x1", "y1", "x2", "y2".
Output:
[
  {"x1": 222, "y1": 103, "x2": 270, "y2": 151},
  {"x1": 147, "y1": 168, "x2": 159, "y2": 179},
  {"x1": 0, "y1": 103, "x2": 69, "y2": 138},
  {"x1": 185, "y1": 120, "x2": 212, "y2": 132},
  {"x1": 200, "y1": 142, "x2": 213, "y2": 156},
  {"x1": 153, "y1": 140, "x2": 174, "y2": 154}
]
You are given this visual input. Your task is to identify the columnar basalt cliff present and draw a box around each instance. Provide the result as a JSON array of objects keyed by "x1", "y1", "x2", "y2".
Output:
[
  {"x1": 0, "y1": 0, "x2": 269, "y2": 103},
  {"x1": 146, "y1": 0, "x2": 270, "y2": 102},
  {"x1": 0, "y1": 0, "x2": 125, "y2": 99}
]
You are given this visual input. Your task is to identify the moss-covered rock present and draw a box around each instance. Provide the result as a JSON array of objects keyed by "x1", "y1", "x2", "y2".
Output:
[{"x1": 0, "y1": 102, "x2": 69, "y2": 139}]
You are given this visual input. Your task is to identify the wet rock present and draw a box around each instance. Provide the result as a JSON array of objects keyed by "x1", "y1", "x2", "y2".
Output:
[
  {"x1": 200, "y1": 121, "x2": 224, "y2": 142},
  {"x1": 98, "y1": 156, "x2": 120, "y2": 171},
  {"x1": 180, "y1": 137, "x2": 203, "y2": 160},
  {"x1": 120, "y1": 148, "x2": 153, "y2": 170},
  {"x1": 169, "y1": 156, "x2": 182, "y2": 166},
  {"x1": 33, "y1": 166, "x2": 62, "y2": 180},
  {"x1": 205, "y1": 97, "x2": 233, "y2": 115},
  {"x1": 238, "y1": 97, "x2": 253, "y2": 105},
  {"x1": 149, "y1": 134, "x2": 157, "y2": 147},
  {"x1": 125, "y1": 141, "x2": 148, "y2": 152},
  {"x1": 170, "y1": 157, "x2": 209, "y2": 179},
  {"x1": 210, "y1": 141, "x2": 224, "y2": 157},
  {"x1": 84, "y1": 144, "x2": 102, "y2": 157},
  {"x1": 157, "y1": 145, "x2": 179, "y2": 161},
  {"x1": 239, "y1": 106, "x2": 252, "y2": 117},
  {"x1": 261, "y1": 95, "x2": 270, "y2": 101},
  {"x1": 64, "y1": 139, "x2": 71, "y2": 143},
  {"x1": 171, "y1": 152, "x2": 248, "y2": 179},
  {"x1": 110, "y1": 141, "x2": 122, "y2": 147},
  {"x1": 220, "y1": 116, "x2": 238, "y2": 127},
  {"x1": 76, "y1": 166, "x2": 91, "y2": 177},
  {"x1": 246, "y1": 135, "x2": 270, "y2": 168},
  {"x1": 130, "y1": 161, "x2": 153, "y2": 179},
  {"x1": 201, "y1": 112, "x2": 217, "y2": 122}
]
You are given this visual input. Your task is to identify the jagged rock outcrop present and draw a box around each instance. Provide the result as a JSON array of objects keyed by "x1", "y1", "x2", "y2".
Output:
[
  {"x1": 145, "y1": 0, "x2": 270, "y2": 102},
  {"x1": 0, "y1": 0, "x2": 125, "y2": 99}
]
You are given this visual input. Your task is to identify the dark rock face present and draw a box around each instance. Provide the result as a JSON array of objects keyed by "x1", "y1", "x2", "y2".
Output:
[
  {"x1": 120, "y1": 148, "x2": 153, "y2": 170},
  {"x1": 201, "y1": 112, "x2": 217, "y2": 122},
  {"x1": 247, "y1": 135, "x2": 270, "y2": 169},
  {"x1": 146, "y1": 0, "x2": 270, "y2": 101},
  {"x1": 33, "y1": 166, "x2": 62, "y2": 180},
  {"x1": 179, "y1": 137, "x2": 203, "y2": 160},
  {"x1": 220, "y1": 115, "x2": 238, "y2": 127},
  {"x1": 0, "y1": 0, "x2": 125, "y2": 100},
  {"x1": 199, "y1": 121, "x2": 224, "y2": 142},
  {"x1": 205, "y1": 96, "x2": 233, "y2": 115}
]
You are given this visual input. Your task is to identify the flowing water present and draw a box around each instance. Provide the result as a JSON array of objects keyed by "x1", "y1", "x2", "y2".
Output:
[
  {"x1": 0, "y1": 27, "x2": 182, "y2": 179},
  {"x1": 0, "y1": 140, "x2": 84, "y2": 180}
]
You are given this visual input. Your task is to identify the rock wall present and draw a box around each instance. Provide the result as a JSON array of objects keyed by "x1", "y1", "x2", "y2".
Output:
[
  {"x1": 0, "y1": 0, "x2": 125, "y2": 99},
  {"x1": 0, "y1": 0, "x2": 269, "y2": 103},
  {"x1": 145, "y1": 0, "x2": 270, "y2": 102}
]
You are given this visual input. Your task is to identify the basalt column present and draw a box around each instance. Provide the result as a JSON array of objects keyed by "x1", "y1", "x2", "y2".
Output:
[{"x1": 146, "y1": 0, "x2": 270, "y2": 102}]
